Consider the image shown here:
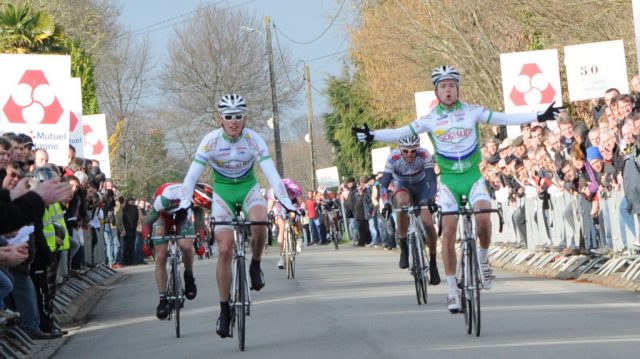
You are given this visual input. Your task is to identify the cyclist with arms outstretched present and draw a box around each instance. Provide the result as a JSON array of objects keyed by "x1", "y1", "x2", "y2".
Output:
[
  {"x1": 178, "y1": 94, "x2": 296, "y2": 338},
  {"x1": 354, "y1": 66, "x2": 561, "y2": 313},
  {"x1": 379, "y1": 135, "x2": 440, "y2": 285},
  {"x1": 266, "y1": 178, "x2": 306, "y2": 269},
  {"x1": 142, "y1": 182, "x2": 212, "y2": 319}
]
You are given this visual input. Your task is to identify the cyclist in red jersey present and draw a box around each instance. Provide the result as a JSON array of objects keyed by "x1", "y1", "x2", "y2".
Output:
[
  {"x1": 267, "y1": 178, "x2": 306, "y2": 268},
  {"x1": 142, "y1": 182, "x2": 212, "y2": 320}
]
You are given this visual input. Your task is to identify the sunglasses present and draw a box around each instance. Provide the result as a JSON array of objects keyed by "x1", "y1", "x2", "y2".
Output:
[
  {"x1": 7, "y1": 172, "x2": 19, "y2": 178},
  {"x1": 401, "y1": 149, "x2": 417, "y2": 154},
  {"x1": 223, "y1": 114, "x2": 245, "y2": 121}
]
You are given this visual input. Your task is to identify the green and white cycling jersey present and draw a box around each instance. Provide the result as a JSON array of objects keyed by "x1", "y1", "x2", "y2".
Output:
[
  {"x1": 372, "y1": 101, "x2": 536, "y2": 208},
  {"x1": 180, "y1": 128, "x2": 293, "y2": 221}
]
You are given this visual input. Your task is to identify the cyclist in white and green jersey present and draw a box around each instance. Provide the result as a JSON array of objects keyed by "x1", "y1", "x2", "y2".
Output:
[
  {"x1": 354, "y1": 65, "x2": 561, "y2": 313},
  {"x1": 179, "y1": 93, "x2": 296, "y2": 338}
]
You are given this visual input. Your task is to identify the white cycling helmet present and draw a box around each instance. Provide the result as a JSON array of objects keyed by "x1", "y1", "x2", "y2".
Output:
[
  {"x1": 217, "y1": 93, "x2": 247, "y2": 114},
  {"x1": 398, "y1": 135, "x2": 420, "y2": 150},
  {"x1": 431, "y1": 65, "x2": 461, "y2": 87}
]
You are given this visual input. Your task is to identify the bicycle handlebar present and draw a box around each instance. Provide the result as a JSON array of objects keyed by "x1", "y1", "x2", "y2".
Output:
[
  {"x1": 436, "y1": 204, "x2": 504, "y2": 237},
  {"x1": 148, "y1": 234, "x2": 198, "y2": 241}
]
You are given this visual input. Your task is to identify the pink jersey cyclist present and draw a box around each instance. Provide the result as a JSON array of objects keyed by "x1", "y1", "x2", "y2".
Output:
[{"x1": 267, "y1": 178, "x2": 303, "y2": 217}]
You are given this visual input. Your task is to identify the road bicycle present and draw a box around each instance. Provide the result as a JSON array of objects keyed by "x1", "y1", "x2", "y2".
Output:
[
  {"x1": 326, "y1": 207, "x2": 341, "y2": 251},
  {"x1": 210, "y1": 203, "x2": 272, "y2": 351},
  {"x1": 282, "y1": 213, "x2": 298, "y2": 279},
  {"x1": 393, "y1": 205, "x2": 430, "y2": 305},
  {"x1": 149, "y1": 234, "x2": 194, "y2": 338},
  {"x1": 437, "y1": 195, "x2": 503, "y2": 337}
]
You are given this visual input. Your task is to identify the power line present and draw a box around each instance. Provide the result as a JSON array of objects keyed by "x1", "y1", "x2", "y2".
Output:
[
  {"x1": 272, "y1": 0, "x2": 347, "y2": 45},
  {"x1": 306, "y1": 49, "x2": 348, "y2": 63},
  {"x1": 272, "y1": 27, "x2": 304, "y2": 92},
  {"x1": 118, "y1": 0, "x2": 257, "y2": 40}
]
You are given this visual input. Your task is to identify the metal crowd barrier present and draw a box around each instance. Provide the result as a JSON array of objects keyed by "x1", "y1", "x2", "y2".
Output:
[{"x1": 487, "y1": 190, "x2": 640, "y2": 286}]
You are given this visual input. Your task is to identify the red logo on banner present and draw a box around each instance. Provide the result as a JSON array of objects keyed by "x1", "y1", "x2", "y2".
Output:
[
  {"x1": 83, "y1": 124, "x2": 104, "y2": 155},
  {"x1": 2, "y1": 70, "x2": 64, "y2": 124},
  {"x1": 509, "y1": 63, "x2": 556, "y2": 107},
  {"x1": 70, "y1": 112, "x2": 79, "y2": 131}
]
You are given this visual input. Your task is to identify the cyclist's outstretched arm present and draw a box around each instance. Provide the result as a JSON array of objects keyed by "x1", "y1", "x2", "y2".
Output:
[
  {"x1": 258, "y1": 157, "x2": 295, "y2": 212},
  {"x1": 372, "y1": 125, "x2": 416, "y2": 142},
  {"x1": 480, "y1": 102, "x2": 562, "y2": 126},
  {"x1": 180, "y1": 139, "x2": 208, "y2": 208}
]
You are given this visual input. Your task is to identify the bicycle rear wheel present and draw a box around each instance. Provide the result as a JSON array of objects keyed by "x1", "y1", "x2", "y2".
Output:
[
  {"x1": 286, "y1": 228, "x2": 296, "y2": 279},
  {"x1": 410, "y1": 236, "x2": 422, "y2": 305},
  {"x1": 236, "y1": 260, "x2": 246, "y2": 351},
  {"x1": 469, "y1": 244, "x2": 481, "y2": 337},
  {"x1": 172, "y1": 259, "x2": 181, "y2": 338}
]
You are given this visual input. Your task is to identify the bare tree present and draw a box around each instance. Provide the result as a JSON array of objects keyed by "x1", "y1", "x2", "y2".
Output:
[{"x1": 160, "y1": 4, "x2": 301, "y2": 159}]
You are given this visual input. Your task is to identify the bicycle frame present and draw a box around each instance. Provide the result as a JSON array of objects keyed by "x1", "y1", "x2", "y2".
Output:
[
  {"x1": 210, "y1": 206, "x2": 271, "y2": 351},
  {"x1": 394, "y1": 205, "x2": 430, "y2": 305},
  {"x1": 437, "y1": 198, "x2": 503, "y2": 336},
  {"x1": 282, "y1": 214, "x2": 297, "y2": 279}
]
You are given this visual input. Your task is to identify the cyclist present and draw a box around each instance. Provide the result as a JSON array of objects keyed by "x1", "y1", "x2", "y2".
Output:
[
  {"x1": 266, "y1": 178, "x2": 306, "y2": 269},
  {"x1": 178, "y1": 93, "x2": 296, "y2": 338},
  {"x1": 379, "y1": 135, "x2": 441, "y2": 285},
  {"x1": 353, "y1": 65, "x2": 561, "y2": 313},
  {"x1": 142, "y1": 182, "x2": 212, "y2": 320}
]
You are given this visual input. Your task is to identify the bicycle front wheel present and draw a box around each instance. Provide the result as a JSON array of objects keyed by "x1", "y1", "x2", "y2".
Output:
[
  {"x1": 417, "y1": 236, "x2": 428, "y2": 304},
  {"x1": 237, "y1": 260, "x2": 246, "y2": 351},
  {"x1": 470, "y1": 244, "x2": 481, "y2": 337},
  {"x1": 410, "y1": 236, "x2": 422, "y2": 305},
  {"x1": 172, "y1": 259, "x2": 181, "y2": 338}
]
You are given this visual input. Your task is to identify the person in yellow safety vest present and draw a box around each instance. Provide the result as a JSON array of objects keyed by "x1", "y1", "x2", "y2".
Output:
[
  {"x1": 28, "y1": 165, "x2": 69, "y2": 336},
  {"x1": 42, "y1": 203, "x2": 70, "y2": 252}
]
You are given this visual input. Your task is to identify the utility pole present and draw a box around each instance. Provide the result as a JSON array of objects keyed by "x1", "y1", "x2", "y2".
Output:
[
  {"x1": 305, "y1": 64, "x2": 317, "y2": 189},
  {"x1": 265, "y1": 16, "x2": 284, "y2": 175}
]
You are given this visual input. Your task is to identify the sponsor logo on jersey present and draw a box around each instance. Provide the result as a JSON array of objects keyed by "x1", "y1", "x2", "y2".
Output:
[
  {"x1": 451, "y1": 159, "x2": 472, "y2": 172},
  {"x1": 434, "y1": 127, "x2": 472, "y2": 144}
]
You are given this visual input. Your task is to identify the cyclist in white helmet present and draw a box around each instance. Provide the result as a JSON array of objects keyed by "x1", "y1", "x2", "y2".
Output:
[
  {"x1": 354, "y1": 65, "x2": 562, "y2": 313},
  {"x1": 379, "y1": 135, "x2": 441, "y2": 285},
  {"x1": 178, "y1": 93, "x2": 297, "y2": 338}
]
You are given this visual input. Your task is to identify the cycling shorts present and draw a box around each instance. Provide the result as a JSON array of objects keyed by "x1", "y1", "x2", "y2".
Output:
[
  {"x1": 438, "y1": 168, "x2": 490, "y2": 212},
  {"x1": 392, "y1": 176, "x2": 435, "y2": 206},
  {"x1": 151, "y1": 213, "x2": 194, "y2": 245},
  {"x1": 211, "y1": 181, "x2": 266, "y2": 233}
]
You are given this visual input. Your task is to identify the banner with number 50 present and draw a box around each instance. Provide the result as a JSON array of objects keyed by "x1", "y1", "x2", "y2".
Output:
[{"x1": 564, "y1": 40, "x2": 629, "y2": 101}]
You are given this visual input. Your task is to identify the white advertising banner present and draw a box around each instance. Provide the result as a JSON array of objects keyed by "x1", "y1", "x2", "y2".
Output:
[
  {"x1": 564, "y1": 40, "x2": 629, "y2": 101},
  {"x1": 371, "y1": 146, "x2": 390, "y2": 174},
  {"x1": 500, "y1": 49, "x2": 562, "y2": 113},
  {"x1": 82, "y1": 114, "x2": 111, "y2": 178},
  {"x1": 414, "y1": 91, "x2": 438, "y2": 154},
  {"x1": 68, "y1": 78, "x2": 84, "y2": 158},
  {"x1": 500, "y1": 49, "x2": 562, "y2": 138},
  {"x1": 0, "y1": 54, "x2": 71, "y2": 166},
  {"x1": 316, "y1": 166, "x2": 340, "y2": 188}
]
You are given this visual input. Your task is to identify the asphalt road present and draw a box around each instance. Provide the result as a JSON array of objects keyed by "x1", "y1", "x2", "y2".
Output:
[{"x1": 53, "y1": 245, "x2": 640, "y2": 359}]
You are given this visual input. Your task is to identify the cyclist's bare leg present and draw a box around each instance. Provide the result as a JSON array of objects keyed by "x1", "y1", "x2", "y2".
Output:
[
  {"x1": 178, "y1": 237, "x2": 195, "y2": 271},
  {"x1": 215, "y1": 229, "x2": 234, "y2": 302},
  {"x1": 441, "y1": 215, "x2": 458, "y2": 276},
  {"x1": 276, "y1": 218, "x2": 285, "y2": 254},
  {"x1": 154, "y1": 243, "x2": 168, "y2": 291},
  {"x1": 392, "y1": 191, "x2": 410, "y2": 237},
  {"x1": 473, "y1": 199, "x2": 492, "y2": 250},
  {"x1": 249, "y1": 205, "x2": 268, "y2": 261},
  {"x1": 420, "y1": 210, "x2": 438, "y2": 257}
]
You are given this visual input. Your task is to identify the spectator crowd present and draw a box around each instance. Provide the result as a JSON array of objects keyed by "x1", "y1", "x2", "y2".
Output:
[
  {"x1": 0, "y1": 133, "x2": 151, "y2": 340},
  {"x1": 2, "y1": 81, "x2": 640, "y2": 342}
]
